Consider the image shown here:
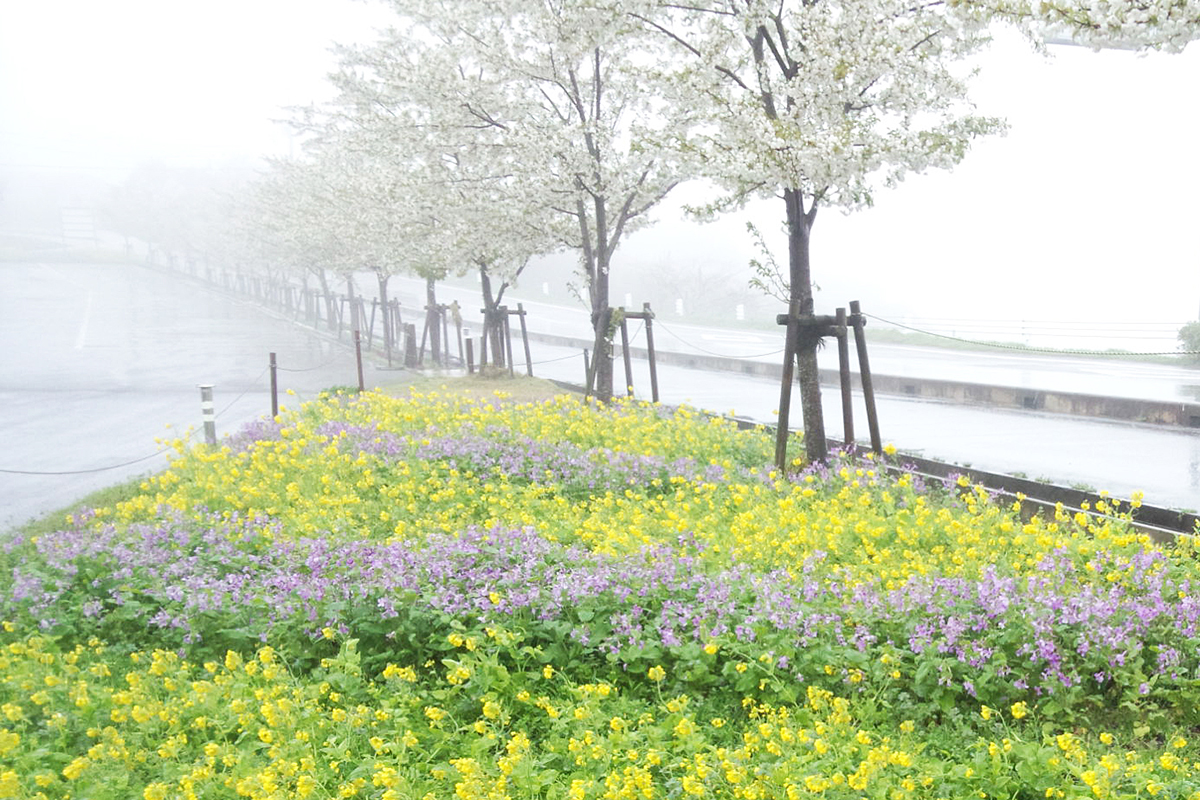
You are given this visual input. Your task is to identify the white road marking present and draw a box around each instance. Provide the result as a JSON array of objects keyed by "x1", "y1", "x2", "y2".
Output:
[{"x1": 74, "y1": 292, "x2": 93, "y2": 350}]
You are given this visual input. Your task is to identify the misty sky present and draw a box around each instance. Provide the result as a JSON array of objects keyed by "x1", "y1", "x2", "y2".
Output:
[{"x1": 2, "y1": 3, "x2": 1198, "y2": 349}]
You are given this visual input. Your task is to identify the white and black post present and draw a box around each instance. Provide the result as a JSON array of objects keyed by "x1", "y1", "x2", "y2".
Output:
[{"x1": 199, "y1": 384, "x2": 217, "y2": 445}]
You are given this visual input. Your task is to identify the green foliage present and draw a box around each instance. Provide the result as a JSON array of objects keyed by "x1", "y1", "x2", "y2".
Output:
[{"x1": 1178, "y1": 320, "x2": 1200, "y2": 363}]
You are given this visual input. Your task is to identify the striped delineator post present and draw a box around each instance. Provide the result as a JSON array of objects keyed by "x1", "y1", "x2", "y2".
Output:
[{"x1": 199, "y1": 384, "x2": 216, "y2": 446}]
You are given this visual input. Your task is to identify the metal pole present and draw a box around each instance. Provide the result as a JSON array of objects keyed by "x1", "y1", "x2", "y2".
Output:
[
  {"x1": 583, "y1": 349, "x2": 592, "y2": 394},
  {"x1": 354, "y1": 330, "x2": 365, "y2": 392},
  {"x1": 199, "y1": 384, "x2": 217, "y2": 446},
  {"x1": 835, "y1": 308, "x2": 854, "y2": 448},
  {"x1": 850, "y1": 300, "x2": 882, "y2": 454},
  {"x1": 643, "y1": 303, "x2": 659, "y2": 403},
  {"x1": 269, "y1": 352, "x2": 279, "y2": 419}
]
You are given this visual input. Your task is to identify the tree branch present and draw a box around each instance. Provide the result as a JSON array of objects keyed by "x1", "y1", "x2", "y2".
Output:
[{"x1": 630, "y1": 12, "x2": 753, "y2": 93}]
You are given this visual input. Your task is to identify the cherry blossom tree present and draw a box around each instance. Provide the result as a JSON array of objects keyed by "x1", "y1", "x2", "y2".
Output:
[
  {"x1": 635, "y1": 0, "x2": 1200, "y2": 462},
  {"x1": 373, "y1": 0, "x2": 689, "y2": 399},
  {"x1": 319, "y1": 31, "x2": 564, "y2": 368}
]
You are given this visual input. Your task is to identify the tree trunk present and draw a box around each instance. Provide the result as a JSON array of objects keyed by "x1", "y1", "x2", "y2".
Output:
[
  {"x1": 590, "y1": 260, "x2": 613, "y2": 402},
  {"x1": 784, "y1": 188, "x2": 828, "y2": 463},
  {"x1": 316, "y1": 269, "x2": 336, "y2": 331},
  {"x1": 346, "y1": 275, "x2": 359, "y2": 334},
  {"x1": 480, "y1": 265, "x2": 505, "y2": 368},
  {"x1": 377, "y1": 272, "x2": 392, "y2": 363},
  {"x1": 425, "y1": 278, "x2": 441, "y2": 366}
]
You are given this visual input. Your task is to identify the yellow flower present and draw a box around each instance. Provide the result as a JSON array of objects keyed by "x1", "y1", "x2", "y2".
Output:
[
  {"x1": 980, "y1": 705, "x2": 992, "y2": 721},
  {"x1": 1099, "y1": 732, "x2": 1114, "y2": 745},
  {"x1": 647, "y1": 665, "x2": 666, "y2": 682},
  {"x1": 62, "y1": 756, "x2": 89, "y2": 781},
  {"x1": 0, "y1": 734, "x2": 22, "y2": 758},
  {"x1": 543, "y1": 665, "x2": 555, "y2": 680},
  {"x1": 1010, "y1": 701, "x2": 1029, "y2": 720}
]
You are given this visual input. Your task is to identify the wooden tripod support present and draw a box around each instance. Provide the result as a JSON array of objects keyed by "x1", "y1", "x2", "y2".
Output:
[
  {"x1": 775, "y1": 299, "x2": 882, "y2": 470},
  {"x1": 586, "y1": 303, "x2": 660, "y2": 402},
  {"x1": 479, "y1": 304, "x2": 533, "y2": 376}
]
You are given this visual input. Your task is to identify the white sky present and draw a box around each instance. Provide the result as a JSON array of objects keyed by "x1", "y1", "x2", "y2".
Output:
[
  {"x1": 0, "y1": 0, "x2": 393, "y2": 170},
  {"x1": 1, "y1": 3, "x2": 1198, "y2": 347}
]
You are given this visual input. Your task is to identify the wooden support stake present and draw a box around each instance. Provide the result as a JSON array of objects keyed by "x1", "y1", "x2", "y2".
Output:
[
  {"x1": 418, "y1": 316, "x2": 429, "y2": 366},
  {"x1": 849, "y1": 300, "x2": 882, "y2": 454},
  {"x1": 836, "y1": 307, "x2": 854, "y2": 448},
  {"x1": 620, "y1": 315, "x2": 634, "y2": 397},
  {"x1": 465, "y1": 337, "x2": 475, "y2": 374},
  {"x1": 404, "y1": 323, "x2": 419, "y2": 368},
  {"x1": 774, "y1": 300, "x2": 801, "y2": 471},
  {"x1": 503, "y1": 312, "x2": 515, "y2": 377},
  {"x1": 643, "y1": 303, "x2": 659, "y2": 403},
  {"x1": 517, "y1": 303, "x2": 533, "y2": 376},
  {"x1": 455, "y1": 317, "x2": 465, "y2": 367},
  {"x1": 480, "y1": 315, "x2": 490, "y2": 368},
  {"x1": 583, "y1": 349, "x2": 593, "y2": 395}
]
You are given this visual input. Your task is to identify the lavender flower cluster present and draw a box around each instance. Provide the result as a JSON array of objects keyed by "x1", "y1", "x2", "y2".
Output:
[
  {"x1": 313, "y1": 421, "x2": 735, "y2": 491},
  {"x1": 4, "y1": 511, "x2": 1197, "y2": 712}
]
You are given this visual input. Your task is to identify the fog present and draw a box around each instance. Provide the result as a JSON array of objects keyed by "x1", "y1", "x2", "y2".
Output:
[{"x1": 2, "y1": 3, "x2": 1198, "y2": 350}]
